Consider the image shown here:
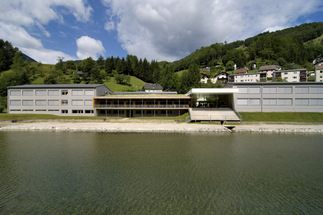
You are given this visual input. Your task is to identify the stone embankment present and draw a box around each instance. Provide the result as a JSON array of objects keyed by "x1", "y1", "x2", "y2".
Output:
[{"x1": 1, "y1": 121, "x2": 323, "y2": 133}]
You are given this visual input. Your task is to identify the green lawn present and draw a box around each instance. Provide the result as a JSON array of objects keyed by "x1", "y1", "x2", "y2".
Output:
[
  {"x1": 240, "y1": 112, "x2": 323, "y2": 122},
  {"x1": 104, "y1": 76, "x2": 147, "y2": 92}
]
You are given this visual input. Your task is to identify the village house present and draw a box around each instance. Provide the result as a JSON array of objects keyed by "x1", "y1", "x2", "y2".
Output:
[
  {"x1": 273, "y1": 69, "x2": 307, "y2": 82},
  {"x1": 259, "y1": 65, "x2": 282, "y2": 78}
]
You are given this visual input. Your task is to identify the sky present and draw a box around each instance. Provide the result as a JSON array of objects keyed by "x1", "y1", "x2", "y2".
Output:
[{"x1": 0, "y1": 0, "x2": 322, "y2": 64}]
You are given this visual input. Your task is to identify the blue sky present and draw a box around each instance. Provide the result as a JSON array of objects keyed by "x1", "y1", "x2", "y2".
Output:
[{"x1": 0, "y1": 0, "x2": 322, "y2": 64}]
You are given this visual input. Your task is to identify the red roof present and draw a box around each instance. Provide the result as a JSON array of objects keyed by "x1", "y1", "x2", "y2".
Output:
[{"x1": 235, "y1": 68, "x2": 248, "y2": 74}]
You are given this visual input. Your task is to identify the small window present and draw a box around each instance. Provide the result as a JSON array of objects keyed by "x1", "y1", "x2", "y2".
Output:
[
  {"x1": 72, "y1": 100, "x2": 83, "y2": 106},
  {"x1": 61, "y1": 110, "x2": 68, "y2": 114},
  {"x1": 72, "y1": 110, "x2": 84, "y2": 114},
  {"x1": 85, "y1": 110, "x2": 94, "y2": 114},
  {"x1": 311, "y1": 99, "x2": 323, "y2": 106},
  {"x1": 249, "y1": 99, "x2": 260, "y2": 106},
  {"x1": 61, "y1": 100, "x2": 68, "y2": 105},
  {"x1": 62, "y1": 90, "x2": 68, "y2": 95}
]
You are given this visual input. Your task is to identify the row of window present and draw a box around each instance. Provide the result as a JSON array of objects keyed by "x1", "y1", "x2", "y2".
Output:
[
  {"x1": 10, "y1": 89, "x2": 94, "y2": 96},
  {"x1": 10, "y1": 100, "x2": 93, "y2": 106},
  {"x1": 238, "y1": 87, "x2": 323, "y2": 94},
  {"x1": 237, "y1": 98, "x2": 323, "y2": 106},
  {"x1": 9, "y1": 109, "x2": 94, "y2": 114}
]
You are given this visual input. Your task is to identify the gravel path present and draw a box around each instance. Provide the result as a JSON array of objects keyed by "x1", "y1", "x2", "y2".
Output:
[{"x1": 1, "y1": 121, "x2": 323, "y2": 133}]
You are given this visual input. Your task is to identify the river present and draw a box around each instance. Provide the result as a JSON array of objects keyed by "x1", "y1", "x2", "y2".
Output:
[{"x1": 0, "y1": 131, "x2": 322, "y2": 214}]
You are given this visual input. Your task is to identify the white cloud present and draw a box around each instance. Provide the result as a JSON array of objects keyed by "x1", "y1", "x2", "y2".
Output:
[
  {"x1": 0, "y1": 0, "x2": 92, "y2": 62},
  {"x1": 76, "y1": 36, "x2": 106, "y2": 60},
  {"x1": 104, "y1": 21, "x2": 115, "y2": 31},
  {"x1": 102, "y1": 0, "x2": 323, "y2": 61},
  {"x1": 20, "y1": 47, "x2": 76, "y2": 64}
]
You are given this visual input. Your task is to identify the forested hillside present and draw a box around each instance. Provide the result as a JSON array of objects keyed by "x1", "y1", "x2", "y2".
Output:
[
  {"x1": 1, "y1": 22, "x2": 323, "y2": 112},
  {"x1": 171, "y1": 22, "x2": 323, "y2": 71}
]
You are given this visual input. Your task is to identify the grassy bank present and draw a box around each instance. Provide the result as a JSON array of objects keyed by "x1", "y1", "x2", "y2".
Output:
[
  {"x1": 1, "y1": 112, "x2": 322, "y2": 123},
  {"x1": 240, "y1": 112, "x2": 323, "y2": 122}
]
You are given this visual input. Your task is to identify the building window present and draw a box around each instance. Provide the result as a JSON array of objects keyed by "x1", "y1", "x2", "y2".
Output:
[
  {"x1": 248, "y1": 87, "x2": 260, "y2": 93},
  {"x1": 35, "y1": 109, "x2": 47, "y2": 112},
  {"x1": 61, "y1": 110, "x2": 68, "y2": 114},
  {"x1": 85, "y1": 90, "x2": 94, "y2": 96},
  {"x1": 61, "y1": 100, "x2": 68, "y2": 105},
  {"x1": 61, "y1": 90, "x2": 68, "y2": 95},
  {"x1": 72, "y1": 90, "x2": 84, "y2": 96},
  {"x1": 10, "y1": 100, "x2": 21, "y2": 106},
  {"x1": 84, "y1": 100, "x2": 92, "y2": 106},
  {"x1": 263, "y1": 87, "x2": 277, "y2": 94},
  {"x1": 310, "y1": 99, "x2": 323, "y2": 106},
  {"x1": 22, "y1": 90, "x2": 33, "y2": 96},
  {"x1": 277, "y1": 87, "x2": 292, "y2": 94},
  {"x1": 35, "y1": 90, "x2": 46, "y2": 96},
  {"x1": 278, "y1": 99, "x2": 292, "y2": 106},
  {"x1": 310, "y1": 87, "x2": 323, "y2": 94},
  {"x1": 48, "y1": 100, "x2": 59, "y2": 106},
  {"x1": 237, "y1": 99, "x2": 248, "y2": 105},
  {"x1": 237, "y1": 87, "x2": 248, "y2": 93},
  {"x1": 295, "y1": 87, "x2": 309, "y2": 94},
  {"x1": 10, "y1": 90, "x2": 21, "y2": 96},
  {"x1": 35, "y1": 100, "x2": 47, "y2": 106},
  {"x1": 72, "y1": 110, "x2": 83, "y2": 114},
  {"x1": 295, "y1": 99, "x2": 309, "y2": 106},
  {"x1": 249, "y1": 99, "x2": 260, "y2": 106},
  {"x1": 48, "y1": 90, "x2": 59, "y2": 96},
  {"x1": 22, "y1": 100, "x2": 33, "y2": 106},
  {"x1": 72, "y1": 100, "x2": 83, "y2": 106},
  {"x1": 85, "y1": 110, "x2": 94, "y2": 114},
  {"x1": 263, "y1": 99, "x2": 277, "y2": 106}
]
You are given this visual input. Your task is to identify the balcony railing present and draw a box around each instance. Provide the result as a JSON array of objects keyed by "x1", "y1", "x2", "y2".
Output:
[{"x1": 94, "y1": 104, "x2": 190, "y2": 109}]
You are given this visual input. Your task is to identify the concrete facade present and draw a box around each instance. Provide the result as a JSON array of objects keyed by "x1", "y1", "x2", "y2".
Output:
[
  {"x1": 7, "y1": 84, "x2": 110, "y2": 116},
  {"x1": 226, "y1": 82, "x2": 323, "y2": 112}
]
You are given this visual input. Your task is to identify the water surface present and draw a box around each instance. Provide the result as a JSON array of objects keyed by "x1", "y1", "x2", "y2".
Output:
[{"x1": 0, "y1": 132, "x2": 322, "y2": 214}]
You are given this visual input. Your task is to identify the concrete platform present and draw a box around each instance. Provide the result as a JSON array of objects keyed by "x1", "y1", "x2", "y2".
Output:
[{"x1": 188, "y1": 108, "x2": 241, "y2": 122}]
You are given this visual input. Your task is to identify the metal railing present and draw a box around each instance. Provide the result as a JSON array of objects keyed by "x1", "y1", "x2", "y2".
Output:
[
  {"x1": 233, "y1": 109, "x2": 242, "y2": 123},
  {"x1": 94, "y1": 104, "x2": 190, "y2": 109}
]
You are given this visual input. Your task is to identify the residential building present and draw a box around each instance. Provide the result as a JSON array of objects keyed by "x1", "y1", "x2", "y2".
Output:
[
  {"x1": 229, "y1": 73, "x2": 261, "y2": 83},
  {"x1": 144, "y1": 84, "x2": 163, "y2": 92},
  {"x1": 7, "y1": 84, "x2": 111, "y2": 116},
  {"x1": 235, "y1": 67, "x2": 248, "y2": 74},
  {"x1": 315, "y1": 64, "x2": 323, "y2": 82},
  {"x1": 210, "y1": 72, "x2": 229, "y2": 83},
  {"x1": 225, "y1": 82, "x2": 323, "y2": 112},
  {"x1": 259, "y1": 65, "x2": 281, "y2": 78},
  {"x1": 200, "y1": 73, "x2": 210, "y2": 83},
  {"x1": 273, "y1": 69, "x2": 307, "y2": 82}
]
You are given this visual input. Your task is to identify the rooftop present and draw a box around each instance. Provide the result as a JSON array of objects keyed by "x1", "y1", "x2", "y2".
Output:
[
  {"x1": 7, "y1": 84, "x2": 106, "y2": 89},
  {"x1": 259, "y1": 65, "x2": 281, "y2": 71}
]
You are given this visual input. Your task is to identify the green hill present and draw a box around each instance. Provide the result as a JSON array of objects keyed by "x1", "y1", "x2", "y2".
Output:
[{"x1": 171, "y1": 22, "x2": 323, "y2": 72}]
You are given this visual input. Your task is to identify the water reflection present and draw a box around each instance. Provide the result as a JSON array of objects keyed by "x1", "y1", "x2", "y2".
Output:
[{"x1": 0, "y1": 132, "x2": 322, "y2": 214}]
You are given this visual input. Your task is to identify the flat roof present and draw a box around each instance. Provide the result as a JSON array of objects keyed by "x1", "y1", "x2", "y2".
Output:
[
  {"x1": 95, "y1": 94, "x2": 190, "y2": 99},
  {"x1": 186, "y1": 88, "x2": 239, "y2": 96},
  {"x1": 225, "y1": 82, "x2": 323, "y2": 87},
  {"x1": 7, "y1": 84, "x2": 106, "y2": 89}
]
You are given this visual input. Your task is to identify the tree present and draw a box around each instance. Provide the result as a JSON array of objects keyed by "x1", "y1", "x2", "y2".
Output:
[
  {"x1": 11, "y1": 51, "x2": 25, "y2": 71},
  {"x1": 79, "y1": 57, "x2": 103, "y2": 83},
  {"x1": 55, "y1": 57, "x2": 65, "y2": 73},
  {"x1": 96, "y1": 55, "x2": 105, "y2": 69},
  {"x1": 225, "y1": 61, "x2": 235, "y2": 71},
  {"x1": 0, "y1": 39, "x2": 18, "y2": 72}
]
